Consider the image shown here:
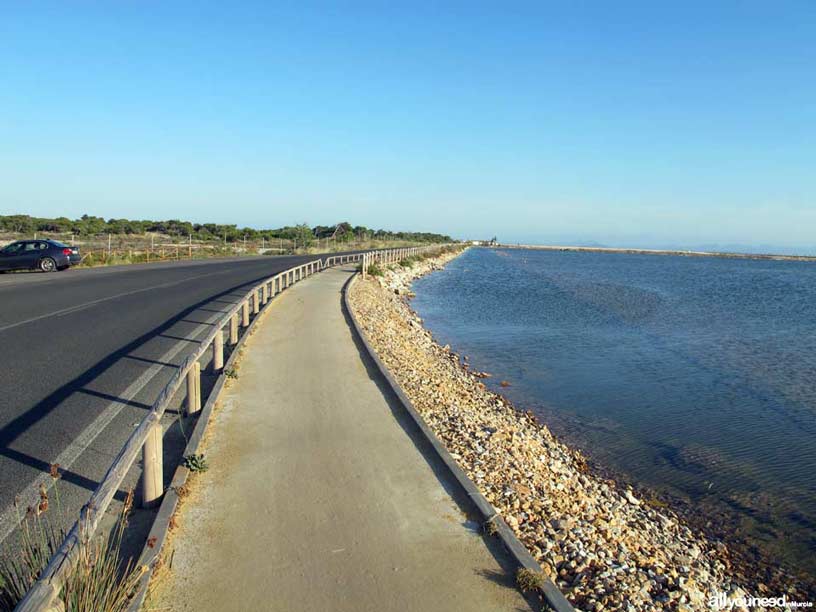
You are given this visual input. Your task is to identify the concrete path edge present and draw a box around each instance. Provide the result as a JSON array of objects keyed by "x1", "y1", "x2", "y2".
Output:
[{"x1": 343, "y1": 273, "x2": 575, "y2": 612}]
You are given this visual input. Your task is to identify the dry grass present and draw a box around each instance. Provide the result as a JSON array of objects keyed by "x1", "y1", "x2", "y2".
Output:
[
  {"x1": 61, "y1": 491, "x2": 147, "y2": 612},
  {"x1": 515, "y1": 567, "x2": 545, "y2": 592},
  {"x1": 0, "y1": 482, "x2": 147, "y2": 612},
  {"x1": 0, "y1": 485, "x2": 65, "y2": 609}
]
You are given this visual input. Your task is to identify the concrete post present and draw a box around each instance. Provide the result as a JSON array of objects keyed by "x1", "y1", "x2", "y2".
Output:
[
  {"x1": 195, "y1": 361, "x2": 201, "y2": 410},
  {"x1": 187, "y1": 361, "x2": 201, "y2": 415},
  {"x1": 263, "y1": 283, "x2": 269, "y2": 305},
  {"x1": 242, "y1": 300, "x2": 250, "y2": 327},
  {"x1": 142, "y1": 421, "x2": 163, "y2": 508},
  {"x1": 230, "y1": 314, "x2": 239, "y2": 345},
  {"x1": 213, "y1": 329, "x2": 224, "y2": 372},
  {"x1": 253, "y1": 290, "x2": 260, "y2": 314}
]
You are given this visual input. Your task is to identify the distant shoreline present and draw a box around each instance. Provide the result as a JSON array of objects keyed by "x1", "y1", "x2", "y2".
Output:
[{"x1": 489, "y1": 243, "x2": 816, "y2": 262}]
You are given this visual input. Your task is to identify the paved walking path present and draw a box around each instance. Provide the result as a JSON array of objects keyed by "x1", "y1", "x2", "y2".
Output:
[{"x1": 149, "y1": 266, "x2": 531, "y2": 612}]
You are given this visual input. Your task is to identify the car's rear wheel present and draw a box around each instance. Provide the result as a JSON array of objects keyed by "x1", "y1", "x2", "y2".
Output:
[{"x1": 39, "y1": 257, "x2": 57, "y2": 272}]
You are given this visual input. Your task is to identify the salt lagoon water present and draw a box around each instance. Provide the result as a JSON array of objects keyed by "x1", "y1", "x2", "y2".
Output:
[{"x1": 411, "y1": 247, "x2": 816, "y2": 576}]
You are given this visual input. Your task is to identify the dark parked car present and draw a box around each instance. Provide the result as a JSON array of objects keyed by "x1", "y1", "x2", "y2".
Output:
[{"x1": 0, "y1": 239, "x2": 81, "y2": 272}]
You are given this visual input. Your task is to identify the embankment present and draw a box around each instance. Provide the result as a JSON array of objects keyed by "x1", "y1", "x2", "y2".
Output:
[{"x1": 347, "y1": 249, "x2": 809, "y2": 611}]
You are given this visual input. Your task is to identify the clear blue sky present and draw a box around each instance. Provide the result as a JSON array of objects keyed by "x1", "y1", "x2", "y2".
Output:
[{"x1": 1, "y1": 2, "x2": 814, "y2": 250}]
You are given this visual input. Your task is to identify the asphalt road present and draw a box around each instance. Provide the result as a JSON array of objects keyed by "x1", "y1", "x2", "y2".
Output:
[{"x1": 0, "y1": 253, "x2": 354, "y2": 543}]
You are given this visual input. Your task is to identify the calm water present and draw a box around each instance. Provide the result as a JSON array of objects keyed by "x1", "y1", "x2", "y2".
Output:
[{"x1": 412, "y1": 247, "x2": 816, "y2": 574}]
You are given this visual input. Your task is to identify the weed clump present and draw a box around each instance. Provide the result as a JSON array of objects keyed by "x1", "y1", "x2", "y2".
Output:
[
  {"x1": 516, "y1": 567, "x2": 545, "y2": 592},
  {"x1": 0, "y1": 485, "x2": 145, "y2": 612},
  {"x1": 183, "y1": 454, "x2": 209, "y2": 473},
  {"x1": 482, "y1": 518, "x2": 499, "y2": 536}
]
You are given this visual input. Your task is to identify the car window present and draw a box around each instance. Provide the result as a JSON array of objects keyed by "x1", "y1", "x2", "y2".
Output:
[
  {"x1": 37, "y1": 242, "x2": 48, "y2": 250},
  {"x1": 2, "y1": 242, "x2": 23, "y2": 253},
  {"x1": 23, "y1": 242, "x2": 39, "y2": 251}
]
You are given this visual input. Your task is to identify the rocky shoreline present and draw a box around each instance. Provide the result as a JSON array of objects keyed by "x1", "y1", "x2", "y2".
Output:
[{"x1": 347, "y1": 247, "x2": 810, "y2": 612}]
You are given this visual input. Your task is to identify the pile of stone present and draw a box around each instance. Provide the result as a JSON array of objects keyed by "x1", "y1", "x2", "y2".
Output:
[{"x1": 348, "y1": 251, "x2": 801, "y2": 612}]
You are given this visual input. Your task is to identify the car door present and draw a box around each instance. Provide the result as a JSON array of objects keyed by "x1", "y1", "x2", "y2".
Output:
[
  {"x1": 17, "y1": 242, "x2": 41, "y2": 270},
  {"x1": 0, "y1": 242, "x2": 26, "y2": 271}
]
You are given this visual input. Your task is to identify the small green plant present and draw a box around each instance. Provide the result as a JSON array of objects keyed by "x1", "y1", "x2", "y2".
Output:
[
  {"x1": 366, "y1": 263, "x2": 383, "y2": 277},
  {"x1": 224, "y1": 368, "x2": 239, "y2": 380},
  {"x1": 398, "y1": 259, "x2": 413, "y2": 268},
  {"x1": 515, "y1": 567, "x2": 545, "y2": 592},
  {"x1": 183, "y1": 454, "x2": 209, "y2": 473}
]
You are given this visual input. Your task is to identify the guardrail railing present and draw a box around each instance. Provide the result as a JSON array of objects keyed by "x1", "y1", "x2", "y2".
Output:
[{"x1": 15, "y1": 244, "x2": 450, "y2": 612}]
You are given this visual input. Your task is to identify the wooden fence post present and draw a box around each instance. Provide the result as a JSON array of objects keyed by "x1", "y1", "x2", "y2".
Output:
[
  {"x1": 230, "y1": 314, "x2": 239, "y2": 345},
  {"x1": 253, "y1": 290, "x2": 260, "y2": 314},
  {"x1": 142, "y1": 422, "x2": 163, "y2": 508},
  {"x1": 213, "y1": 329, "x2": 224, "y2": 372},
  {"x1": 187, "y1": 362, "x2": 201, "y2": 415},
  {"x1": 242, "y1": 300, "x2": 250, "y2": 327}
]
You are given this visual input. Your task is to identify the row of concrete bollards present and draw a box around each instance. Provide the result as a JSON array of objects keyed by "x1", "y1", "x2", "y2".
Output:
[
  {"x1": 140, "y1": 259, "x2": 323, "y2": 508},
  {"x1": 15, "y1": 249, "x2": 448, "y2": 612},
  {"x1": 141, "y1": 249, "x2": 448, "y2": 506},
  {"x1": 362, "y1": 246, "x2": 431, "y2": 280}
]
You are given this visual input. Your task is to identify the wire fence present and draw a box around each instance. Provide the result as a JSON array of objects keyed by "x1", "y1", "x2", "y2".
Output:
[{"x1": 0, "y1": 233, "x2": 436, "y2": 267}]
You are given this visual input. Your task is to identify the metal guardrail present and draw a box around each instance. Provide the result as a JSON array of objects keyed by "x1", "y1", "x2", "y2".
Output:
[{"x1": 15, "y1": 245, "x2": 447, "y2": 612}]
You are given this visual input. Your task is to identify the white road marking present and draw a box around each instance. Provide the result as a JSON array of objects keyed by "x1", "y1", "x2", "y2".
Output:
[
  {"x1": 0, "y1": 269, "x2": 232, "y2": 334},
  {"x1": 0, "y1": 300, "x2": 236, "y2": 544}
]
